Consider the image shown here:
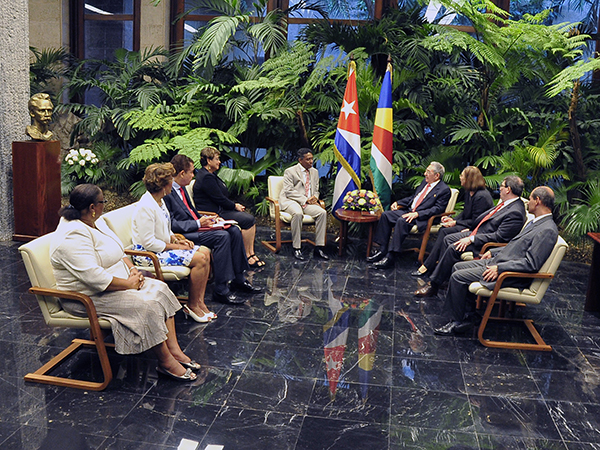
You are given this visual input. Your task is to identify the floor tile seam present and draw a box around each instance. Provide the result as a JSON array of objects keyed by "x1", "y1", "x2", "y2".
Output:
[
  {"x1": 101, "y1": 391, "x2": 158, "y2": 439},
  {"x1": 458, "y1": 360, "x2": 480, "y2": 436},
  {"x1": 391, "y1": 354, "x2": 465, "y2": 364}
]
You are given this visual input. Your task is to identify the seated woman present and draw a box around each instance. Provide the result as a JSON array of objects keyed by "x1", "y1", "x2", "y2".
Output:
[
  {"x1": 193, "y1": 146, "x2": 264, "y2": 268},
  {"x1": 50, "y1": 184, "x2": 199, "y2": 381},
  {"x1": 413, "y1": 165, "x2": 493, "y2": 277},
  {"x1": 132, "y1": 163, "x2": 214, "y2": 323}
]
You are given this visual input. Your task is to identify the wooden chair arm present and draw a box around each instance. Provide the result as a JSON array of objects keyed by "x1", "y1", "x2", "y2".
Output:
[
  {"x1": 488, "y1": 271, "x2": 554, "y2": 299},
  {"x1": 29, "y1": 286, "x2": 105, "y2": 335},
  {"x1": 480, "y1": 242, "x2": 507, "y2": 254},
  {"x1": 124, "y1": 249, "x2": 164, "y2": 281},
  {"x1": 197, "y1": 210, "x2": 218, "y2": 216},
  {"x1": 318, "y1": 200, "x2": 326, "y2": 209},
  {"x1": 265, "y1": 196, "x2": 278, "y2": 204},
  {"x1": 426, "y1": 210, "x2": 455, "y2": 227}
]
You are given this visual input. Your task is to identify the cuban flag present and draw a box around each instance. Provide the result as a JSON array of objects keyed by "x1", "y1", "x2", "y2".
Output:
[
  {"x1": 370, "y1": 61, "x2": 393, "y2": 210},
  {"x1": 332, "y1": 60, "x2": 361, "y2": 216}
]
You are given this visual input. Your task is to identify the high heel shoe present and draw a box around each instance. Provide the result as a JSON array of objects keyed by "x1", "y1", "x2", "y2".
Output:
[
  {"x1": 156, "y1": 366, "x2": 197, "y2": 381},
  {"x1": 182, "y1": 305, "x2": 211, "y2": 323},
  {"x1": 179, "y1": 360, "x2": 201, "y2": 370},
  {"x1": 206, "y1": 311, "x2": 217, "y2": 320}
]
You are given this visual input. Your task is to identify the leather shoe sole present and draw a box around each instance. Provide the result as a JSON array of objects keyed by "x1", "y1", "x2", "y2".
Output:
[{"x1": 213, "y1": 292, "x2": 246, "y2": 305}]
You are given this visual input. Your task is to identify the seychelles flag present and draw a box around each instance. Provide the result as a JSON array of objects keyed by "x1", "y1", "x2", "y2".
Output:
[
  {"x1": 358, "y1": 300, "x2": 383, "y2": 400},
  {"x1": 369, "y1": 62, "x2": 393, "y2": 210},
  {"x1": 333, "y1": 60, "x2": 361, "y2": 216},
  {"x1": 323, "y1": 278, "x2": 350, "y2": 400}
]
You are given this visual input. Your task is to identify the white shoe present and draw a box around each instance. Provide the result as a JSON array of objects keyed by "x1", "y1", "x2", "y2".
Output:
[{"x1": 182, "y1": 305, "x2": 211, "y2": 323}]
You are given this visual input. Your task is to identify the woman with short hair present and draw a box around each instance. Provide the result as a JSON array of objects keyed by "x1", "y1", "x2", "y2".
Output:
[
  {"x1": 132, "y1": 163, "x2": 215, "y2": 323},
  {"x1": 193, "y1": 147, "x2": 264, "y2": 268}
]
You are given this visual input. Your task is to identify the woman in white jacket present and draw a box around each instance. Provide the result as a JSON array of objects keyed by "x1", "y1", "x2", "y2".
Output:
[
  {"x1": 51, "y1": 184, "x2": 199, "y2": 381},
  {"x1": 132, "y1": 163, "x2": 214, "y2": 323}
]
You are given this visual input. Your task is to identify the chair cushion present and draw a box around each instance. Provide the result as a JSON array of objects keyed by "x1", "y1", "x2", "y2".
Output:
[{"x1": 279, "y1": 211, "x2": 316, "y2": 225}]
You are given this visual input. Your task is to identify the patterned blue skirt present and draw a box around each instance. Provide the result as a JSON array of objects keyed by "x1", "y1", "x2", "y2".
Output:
[{"x1": 131, "y1": 244, "x2": 199, "y2": 267}]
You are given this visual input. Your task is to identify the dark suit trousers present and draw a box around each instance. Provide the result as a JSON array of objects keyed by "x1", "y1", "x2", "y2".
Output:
[
  {"x1": 373, "y1": 210, "x2": 413, "y2": 254},
  {"x1": 444, "y1": 259, "x2": 488, "y2": 321},
  {"x1": 422, "y1": 226, "x2": 464, "y2": 270},
  {"x1": 429, "y1": 231, "x2": 478, "y2": 287},
  {"x1": 188, "y1": 227, "x2": 249, "y2": 294}
]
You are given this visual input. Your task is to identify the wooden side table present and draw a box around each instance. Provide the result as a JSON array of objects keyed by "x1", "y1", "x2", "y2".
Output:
[
  {"x1": 335, "y1": 208, "x2": 382, "y2": 258},
  {"x1": 585, "y1": 232, "x2": 600, "y2": 312}
]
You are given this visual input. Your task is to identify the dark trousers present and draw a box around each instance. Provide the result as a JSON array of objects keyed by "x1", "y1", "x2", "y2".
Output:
[
  {"x1": 373, "y1": 210, "x2": 414, "y2": 254},
  {"x1": 187, "y1": 227, "x2": 249, "y2": 294},
  {"x1": 429, "y1": 231, "x2": 479, "y2": 287},
  {"x1": 444, "y1": 259, "x2": 488, "y2": 321},
  {"x1": 422, "y1": 225, "x2": 464, "y2": 270}
]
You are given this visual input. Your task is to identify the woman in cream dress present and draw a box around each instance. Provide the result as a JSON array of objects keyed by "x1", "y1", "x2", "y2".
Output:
[{"x1": 51, "y1": 184, "x2": 199, "y2": 381}]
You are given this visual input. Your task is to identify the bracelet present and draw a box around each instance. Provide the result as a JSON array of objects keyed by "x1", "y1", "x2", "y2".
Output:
[{"x1": 128, "y1": 266, "x2": 136, "y2": 273}]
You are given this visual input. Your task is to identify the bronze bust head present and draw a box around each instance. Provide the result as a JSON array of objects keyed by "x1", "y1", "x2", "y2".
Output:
[{"x1": 26, "y1": 93, "x2": 54, "y2": 141}]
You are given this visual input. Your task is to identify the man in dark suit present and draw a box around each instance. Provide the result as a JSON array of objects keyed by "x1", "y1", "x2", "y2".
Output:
[
  {"x1": 414, "y1": 176, "x2": 527, "y2": 297},
  {"x1": 434, "y1": 186, "x2": 558, "y2": 335},
  {"x1": 369, "y1": 162, "x2": 451, "y2": 269},
  {"x1": 164, "y1": 154, "x2": 261, "y2": 305}
]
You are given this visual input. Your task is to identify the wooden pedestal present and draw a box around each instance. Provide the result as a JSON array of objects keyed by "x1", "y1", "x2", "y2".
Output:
[{"x1": 12, "y1": 140, "x2": 61, "y2": 241}]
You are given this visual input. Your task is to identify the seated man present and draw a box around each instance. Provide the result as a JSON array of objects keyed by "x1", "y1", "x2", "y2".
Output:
[
  {"x1": 368, "y1": 162, "x2": 451, "y2": 269},
  {"x1": 434, "y1": 186, "x2": 558, "y2": 335},
  {"x1": 414, "y1": 175, "x2": 526, "y2": 297},
  {"x1": 280, "y1": 148, "x2": 329, "y2": 261},
  {"x1": 164, "y1": 154, "x2": 261, "y2": 306}
]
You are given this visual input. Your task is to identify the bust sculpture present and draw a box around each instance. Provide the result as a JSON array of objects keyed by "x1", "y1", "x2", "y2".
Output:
[{"x1": 26, "y1": 93, "x2": 54, "y2": 141}]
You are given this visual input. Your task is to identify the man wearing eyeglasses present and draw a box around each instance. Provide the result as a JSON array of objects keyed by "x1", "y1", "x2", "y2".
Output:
[{"x1": 415, "y1": 175, "x2": 527, "y2": 298}]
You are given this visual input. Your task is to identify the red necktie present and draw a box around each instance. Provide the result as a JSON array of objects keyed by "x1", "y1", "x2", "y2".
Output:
[
  {"x1": 180, "y1": 187, "x2": 199, "y2": 220},
  {"x1": 469, "y1": 202, "x2": 503, "y2": 237},
  {"x1": 412, "y1": 184, "x2": 431, "y2": 211}
]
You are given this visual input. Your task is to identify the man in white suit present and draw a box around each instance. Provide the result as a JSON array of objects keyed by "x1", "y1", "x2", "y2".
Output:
[{"x1": 280, "y1": 148, "x2": 329, "y2": 261}]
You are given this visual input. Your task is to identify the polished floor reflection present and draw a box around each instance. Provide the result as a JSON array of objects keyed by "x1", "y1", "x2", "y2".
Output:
[{"x1": 1, "y1": 228, "x2": 600, "y2": 450}]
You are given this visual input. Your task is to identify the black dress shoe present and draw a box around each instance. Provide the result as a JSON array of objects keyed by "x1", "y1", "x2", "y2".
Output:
[
  {"x1": 414, "y1": 283, "x2": 438, "y2": 298},
  {"x1": 293, "y1": 249, "x2": 305, "y2": 261},
  {"x1": 372, "y1": 256, "x2": 394, "y2": 269},
  {"x1": 410, "y1": 270, "x2": 427, "y2": 277},
  {"x1": 366, "y1": 250, "x2": 385, "y2": 263},
  {"x1": 313, "y1": 248, "x2": 329, "y2": 260},
  {"x1": 232, "y1": 280, "x2": 262, "y2": 294},
  {"x1": 434, "y1": 321, "x2": 460, "y2": 336},
  {"x1": 213, "y1": 291, "x2": 246, "y2": 305}
]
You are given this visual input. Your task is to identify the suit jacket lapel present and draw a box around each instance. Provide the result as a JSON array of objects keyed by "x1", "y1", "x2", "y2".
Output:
[{"x1": 175, "y1": 189, "x2": 197, "y2": 220}]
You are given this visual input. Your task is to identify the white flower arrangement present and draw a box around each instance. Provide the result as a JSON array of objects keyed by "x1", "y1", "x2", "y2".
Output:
[
  {"x1": 65, "y1": 148, "x2": 99, "y2": 167},
  {"x1": 64, "y1": 148, "x2": 101, "y2": 182}
]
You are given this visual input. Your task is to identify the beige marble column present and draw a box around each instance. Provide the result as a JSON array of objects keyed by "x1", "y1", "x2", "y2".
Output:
[{"x1": 0, "y1": 0, "x2": 30, "y2": 240}]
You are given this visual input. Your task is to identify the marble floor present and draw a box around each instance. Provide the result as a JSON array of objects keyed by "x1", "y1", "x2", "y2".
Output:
[{"x1": 1, "y1": 228, "x2": 600, "y2": 450}]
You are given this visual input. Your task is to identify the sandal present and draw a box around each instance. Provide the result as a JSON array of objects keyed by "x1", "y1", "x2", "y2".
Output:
[
  {"x1": 178, "y1": 360, "x2": 202, "y2": 371},
  {"x1": 156, "y1": 366, "x2": 197, "y2": 381},
  {"x1": 248, "y1": 254, "x2": 266, "y2": 268}
]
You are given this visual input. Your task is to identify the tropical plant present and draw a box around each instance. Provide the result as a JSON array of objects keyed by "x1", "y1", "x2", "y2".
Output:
[
  {"x1": 58, "y1": 47, "x2": 175, "y2": 149},
  {"x1": 561, "y1": 180, "x2": 600, "y2": 236},
  {"x1": 30, "y1": 47, "x2": 73, "y2": 98}
]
